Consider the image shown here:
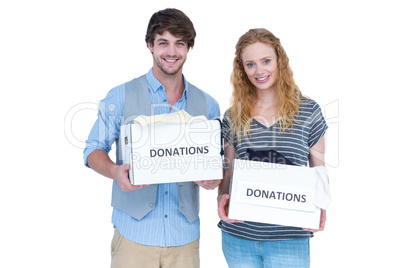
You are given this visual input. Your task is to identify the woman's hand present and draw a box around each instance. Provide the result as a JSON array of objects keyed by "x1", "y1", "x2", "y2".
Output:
[
  {"x1": 218, "y1": 193, "x2": 243, "y2": 223},
  {"x1": 303, "y1": 209, "x2": 326, "y2": 232}
]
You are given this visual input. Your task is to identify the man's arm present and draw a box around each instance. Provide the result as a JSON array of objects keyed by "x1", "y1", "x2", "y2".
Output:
[
  {"x1": 87, "y1": 149, "x2": 148, "y2": 192},
  {"x1": 84, "y1": 85, "x2": 148, "y2": 192}
]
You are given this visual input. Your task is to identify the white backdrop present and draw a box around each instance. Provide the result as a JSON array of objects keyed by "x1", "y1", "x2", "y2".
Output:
[{"x1": 1, "y1": 0, "x2": 401, "y2": 267}]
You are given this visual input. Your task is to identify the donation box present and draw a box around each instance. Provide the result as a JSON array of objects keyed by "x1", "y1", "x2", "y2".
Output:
[
  {"x1": 121, "y1": 118, "x2": 223, "y2": 185},
  {"x1": 228, "y1": 159, "x2": 322, "y2": 229}
]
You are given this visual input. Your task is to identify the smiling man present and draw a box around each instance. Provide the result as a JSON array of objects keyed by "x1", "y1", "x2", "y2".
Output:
[
  {"x1": 83, "y1": 8, "x2": 221, "y2": 268},
  {"x1": 150, "y1": 31, "x2": 187, "y2": 76}
]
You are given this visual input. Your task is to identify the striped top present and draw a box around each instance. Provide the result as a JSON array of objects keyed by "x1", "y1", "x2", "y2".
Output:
[{"x1": 218, "y1": 98, "x2": 328, "y2": 241}]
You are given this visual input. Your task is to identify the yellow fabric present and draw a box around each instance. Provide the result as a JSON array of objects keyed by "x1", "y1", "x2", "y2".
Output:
[{"x1": 133, "y1": 110, "x2": 207, "y2": 126}]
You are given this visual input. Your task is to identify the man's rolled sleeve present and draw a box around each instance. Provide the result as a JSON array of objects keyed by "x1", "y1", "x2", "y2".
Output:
[{"x1": 83, "y1": 84, "x2": 125, "y2": 166}]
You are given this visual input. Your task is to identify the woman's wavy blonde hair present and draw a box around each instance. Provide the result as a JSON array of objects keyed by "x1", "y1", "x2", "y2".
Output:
[{"x1": 229, "y1": 28, "x2": 303, "y2": 140}]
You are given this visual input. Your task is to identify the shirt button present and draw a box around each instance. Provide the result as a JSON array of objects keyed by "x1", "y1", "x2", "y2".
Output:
[
  {"x1": 165, "y1": 215, "x2": 168, "y2": 218},
  {"x1": 165, "y1": 191, "x2": 168, "y2": 195}
]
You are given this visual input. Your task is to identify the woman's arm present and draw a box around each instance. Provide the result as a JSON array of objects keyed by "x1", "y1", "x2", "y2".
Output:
[
  {"x1": 217, "y1": 141, "x2": 243, "y2": 222},
  {"x1": 309, "y1": 134, "x2": 326, "y2": 167},
  {"x1": 304, "y1": 135, "x2": 327, "y2": 232}
]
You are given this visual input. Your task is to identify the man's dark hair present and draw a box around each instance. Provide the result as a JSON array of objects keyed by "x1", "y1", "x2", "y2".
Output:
[{"x1": 145, "y1": 8, "x2": 196, "y2": 49}]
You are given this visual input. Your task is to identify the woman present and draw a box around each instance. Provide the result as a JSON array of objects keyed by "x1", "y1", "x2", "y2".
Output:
[{"x1": 217, "y1": 28, "x2": 328, "y2": 268}]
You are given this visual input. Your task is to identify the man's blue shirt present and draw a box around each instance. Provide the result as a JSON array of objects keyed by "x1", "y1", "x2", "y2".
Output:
[{"x1": 84, "y1": 68, "x2": 220, "y2": 246}]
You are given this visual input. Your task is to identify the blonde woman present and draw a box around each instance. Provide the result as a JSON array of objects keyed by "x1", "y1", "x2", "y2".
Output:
[{"x1": 217, "y1": 28, "x2": 328, "y2": 268}]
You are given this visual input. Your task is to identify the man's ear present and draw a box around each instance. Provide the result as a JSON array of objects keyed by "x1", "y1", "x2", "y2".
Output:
[{"x1": 147, "y1": 42, "x2": 154, "y2": 54}]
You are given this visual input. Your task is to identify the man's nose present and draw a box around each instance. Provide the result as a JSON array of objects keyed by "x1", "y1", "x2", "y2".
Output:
[{"x1": 167, "y1": 44, "x2": 177, "y2": 56}]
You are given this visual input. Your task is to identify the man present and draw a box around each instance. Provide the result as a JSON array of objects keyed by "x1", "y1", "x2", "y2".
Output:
[{"x1": 83, "y1": 8, "x2": 221, "y2": 268}]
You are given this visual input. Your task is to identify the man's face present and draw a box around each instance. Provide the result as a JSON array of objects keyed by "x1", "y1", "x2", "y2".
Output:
[{"x1": 148, "y1": 31, "x2": 189, "y2": 77}]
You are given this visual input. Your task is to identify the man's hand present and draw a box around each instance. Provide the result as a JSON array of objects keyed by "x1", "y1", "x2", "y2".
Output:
[
  {"x1": 195, "y1": 179, "x2": 221, "y2": 190},
  {"x1": 87, "y1": 150, "x2": 148, "y2": 191},
  {"x1": 113, "y1": 164, "x2": 149, "y2": 192}
]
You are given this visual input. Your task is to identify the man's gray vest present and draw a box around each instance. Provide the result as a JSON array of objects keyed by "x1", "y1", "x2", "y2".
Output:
[{"x1": 112, "y1": 75, "x2": 209, "y2": 223}]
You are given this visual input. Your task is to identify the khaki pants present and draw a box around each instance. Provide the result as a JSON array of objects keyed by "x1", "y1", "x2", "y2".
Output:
[{"x1": 111, "y1": 228, "x2": 200, "y2": 268}]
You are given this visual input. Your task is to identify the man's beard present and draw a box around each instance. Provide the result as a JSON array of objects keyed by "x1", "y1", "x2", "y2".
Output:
[{"x1": 153, "y1": 54, "x2": 186, "y2": 76}]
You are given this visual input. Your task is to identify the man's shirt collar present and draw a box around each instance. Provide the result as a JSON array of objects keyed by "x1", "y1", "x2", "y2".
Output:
[{"x1": 146, "y1": 68, "x2": 188, "y2": 99}]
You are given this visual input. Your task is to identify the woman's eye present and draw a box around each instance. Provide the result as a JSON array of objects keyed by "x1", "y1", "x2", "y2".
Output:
[
  {"x1": 247, "y1": 63, "x2": 254, "y2": 68},
  {"x1": 264, "y1": 59, "x2": 270, "y2": 64}
]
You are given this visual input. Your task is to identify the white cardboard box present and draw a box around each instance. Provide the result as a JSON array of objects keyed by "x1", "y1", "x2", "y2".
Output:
[
  {"x1": 121, "y1": 119, "x2": 223, "y2": 185},
  {"x1": 228, "y1": 159, "x2": 322, "y2": 229}
]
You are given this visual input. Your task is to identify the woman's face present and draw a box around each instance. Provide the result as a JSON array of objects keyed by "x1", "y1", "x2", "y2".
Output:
[{"x1": 241, "y1": 42, "x2": 278, "y2": 91}]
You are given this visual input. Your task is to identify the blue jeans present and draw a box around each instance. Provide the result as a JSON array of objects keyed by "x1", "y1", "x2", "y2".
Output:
[{"x1": 221, "y1": 232, "x2": 310, "y2": 268}]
